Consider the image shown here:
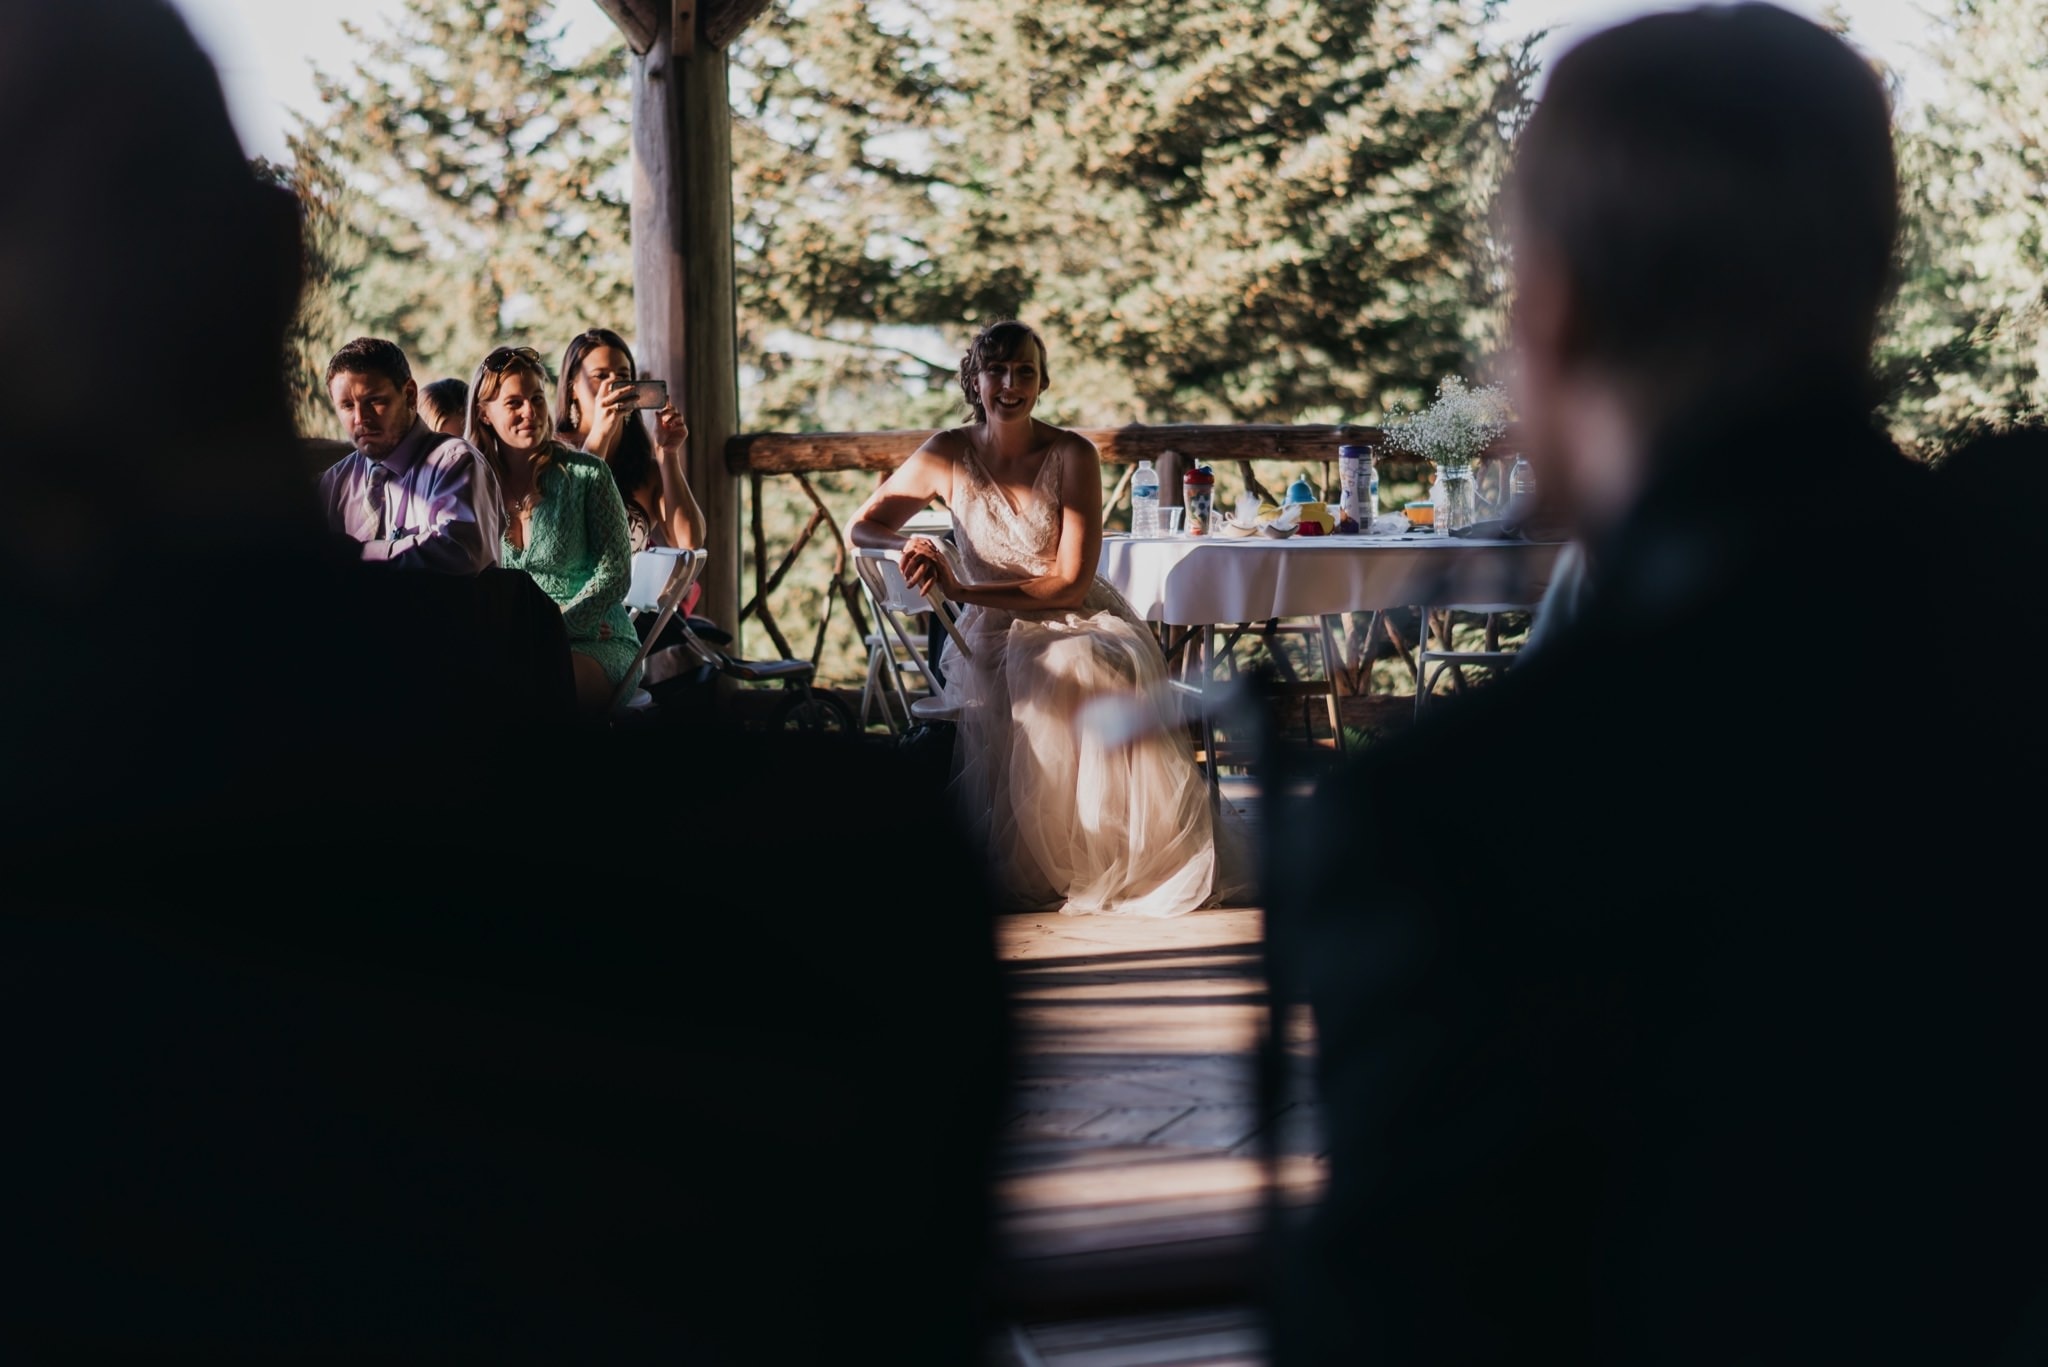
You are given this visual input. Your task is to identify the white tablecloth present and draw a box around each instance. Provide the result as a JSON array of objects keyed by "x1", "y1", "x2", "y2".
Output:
[{"x1": 1098, "y1": 532, "x2": 1567, "y2": 626}]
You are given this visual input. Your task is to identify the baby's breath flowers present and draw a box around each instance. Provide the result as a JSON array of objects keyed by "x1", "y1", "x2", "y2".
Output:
[{"x1": 1379, "y1": 376, "x2": 1512, "y2": 471}]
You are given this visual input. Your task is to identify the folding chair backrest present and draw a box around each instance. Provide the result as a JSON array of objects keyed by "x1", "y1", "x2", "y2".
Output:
[
  {"x1": 613, "y1": 547, "x2": 706, "y2": 712},
  {"x1": 860, "y1": 547, "x2": 972, "y2": 658},
  {"x1": 854, "y1": 547, "x2": 973, "y2": 724},
  {"x1": 626, "y1": 546, "x2": 690, "y2": 615}
]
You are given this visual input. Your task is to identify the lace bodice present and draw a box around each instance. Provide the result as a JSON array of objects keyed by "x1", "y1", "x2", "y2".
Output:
[{"x1": 950, "y1": 435, "x2": 1065, "y2": 582}]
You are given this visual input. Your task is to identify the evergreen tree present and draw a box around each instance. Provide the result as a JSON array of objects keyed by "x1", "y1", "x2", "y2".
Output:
[
  {"x1": 1878, "y1": 0, "x2": 2047, "y2": 454},
  {"x1": 730, "y1": 0, "x2": 1533, "y2": 431},
  {"x1": 290, "y1": 0, "x2": 633, "y2": 423},
  {"x1": 257, "y1": 151, "x2": 372, "y2": 440}
]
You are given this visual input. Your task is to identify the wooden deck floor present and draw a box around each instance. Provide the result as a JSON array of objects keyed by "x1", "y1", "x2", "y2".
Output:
[{"x1": 982, "y1": 811, "x2": 1324, "y2": 1367}]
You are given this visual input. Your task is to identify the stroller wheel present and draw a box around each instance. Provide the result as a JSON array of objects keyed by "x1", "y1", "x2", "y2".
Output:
[{"x1": 773, "y1": 687, "x2": 857, "y2": 735}]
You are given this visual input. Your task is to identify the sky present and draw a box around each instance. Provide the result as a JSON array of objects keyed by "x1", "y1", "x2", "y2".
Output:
[{"x1": 175, "y1": 0, "x2": 1944, "y2": 165}]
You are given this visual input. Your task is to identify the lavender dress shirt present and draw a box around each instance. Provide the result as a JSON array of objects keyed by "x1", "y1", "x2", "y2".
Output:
[{"x1": 318, "y1": 418, "x2": 504, "y2": 573}]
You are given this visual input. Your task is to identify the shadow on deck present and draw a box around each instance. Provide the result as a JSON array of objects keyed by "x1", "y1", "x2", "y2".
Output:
[{"x1": 985, "y1": 902, "x2": 1322, "y2": 1364}]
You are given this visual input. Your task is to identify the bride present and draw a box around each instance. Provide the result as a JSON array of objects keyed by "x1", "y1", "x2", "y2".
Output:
[{"x1": 849, "y1": 319, "x2": 1249, "y2": 917}]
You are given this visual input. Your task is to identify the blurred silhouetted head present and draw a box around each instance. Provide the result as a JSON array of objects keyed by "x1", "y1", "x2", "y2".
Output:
[
  {"x1": 419, "y1": 378, "x2": 470, "y2": 437},
  {"x1": 1, "y1": 0, "x2": 371, "y2": 820},
  {"x1": 2, "y1": 0, "x2": 303, "y2": 452},
  {"x1": 1506, "y1": 3, "x2": 1896, "y2": 465}
]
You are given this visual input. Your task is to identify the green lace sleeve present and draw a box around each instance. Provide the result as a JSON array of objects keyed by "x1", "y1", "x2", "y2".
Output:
[{"x1": 559, "y1": 455, "x2": 635, "y2": 638}]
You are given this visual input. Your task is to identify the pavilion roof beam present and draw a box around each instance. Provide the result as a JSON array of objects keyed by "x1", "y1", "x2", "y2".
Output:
[
  {"x1": 593, "y1": 0, "x2": 773, "y2": 54},
  {"x1": 591, "y1": 0, "x2": 658, "y2": 55},
  {"x1": 702, "y1": 0, "x2": 773, "y2": 50}
]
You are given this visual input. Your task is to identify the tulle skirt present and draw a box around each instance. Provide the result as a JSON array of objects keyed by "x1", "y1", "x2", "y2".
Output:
[{"x1": 937, "y1": 585, "x2": 1253, "y2": 917}]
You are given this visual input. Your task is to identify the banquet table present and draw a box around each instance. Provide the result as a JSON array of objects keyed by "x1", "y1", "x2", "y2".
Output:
[
  {"x1": 1098, "y1": 530, "x2": 1568, "y2": 762},
  {"x1": 1099, "y1": 530, "x2": 1566, "y2": 629}
]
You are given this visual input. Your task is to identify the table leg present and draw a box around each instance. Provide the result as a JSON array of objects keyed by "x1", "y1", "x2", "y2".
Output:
[{"x1": 1317, "y1": 614, "x2": 1348, "y2": 757}]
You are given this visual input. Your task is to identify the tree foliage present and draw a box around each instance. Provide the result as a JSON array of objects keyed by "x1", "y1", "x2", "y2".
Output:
[
  {"x1": 1877, "y1": 0, "x2": 2047, "y2": 455},
  {"x1": 288, "y1": 0, "x2": 633, "y2": 434},
  {"x1": 730, "y1": 0, "x2": 1534, "y2": 431}
]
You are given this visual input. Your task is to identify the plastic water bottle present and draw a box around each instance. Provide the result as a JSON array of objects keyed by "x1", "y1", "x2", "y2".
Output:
[
  {"x1": 1131, "y1": 459, "x2": 1160, "y2": 538},
  {"x1": 1504, "y1": 455, "x2": 1537, "y2": 534}
]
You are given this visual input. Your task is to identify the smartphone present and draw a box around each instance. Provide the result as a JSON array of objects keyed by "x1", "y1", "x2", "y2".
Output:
[{"x1": 621, "y1": 378, "x2": 668, "y2": 410}]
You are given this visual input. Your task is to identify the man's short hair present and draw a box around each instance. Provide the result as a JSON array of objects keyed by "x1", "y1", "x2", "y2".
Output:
[
  {"x1": 326, "y1": 337, "x2": 413, "y2": 390},
  {"x1": 419, "y1": 376, "x2": 468, "y2": 419},
  {"x1": 1507, "y1": 3, "x2": 1897, "y2": 394}
]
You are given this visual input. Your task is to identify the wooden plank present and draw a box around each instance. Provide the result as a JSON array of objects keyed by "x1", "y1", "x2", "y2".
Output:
[
  {"x1": 1011, "y1": 1053, "x2": 1252, "y2": 1084},
  {"x1": 1027, "y1": 1321, "x2": 1266, "y2": 1367},
  {"x1": 1228, "y1": 1100, "x2": 1325, "y2": 1159},
  {"x1": 998, "y1": 907, "x2": 1268, "y2": 960},
  {"x1": 1011, "y1": 1076, "x2": 1226, "y2": 1109},
  {"x1": 990, "y1": 901, "x2": 1325, "y2": 1323},
  {"x1": 1062, "y1": 1107, "x2": 1195, "y2": 1145},
  {"x1": 1024, "y1": 1304, "x2": 1263, "y2": 1352},
  {"x1": 1020, "y1": 1311, "x2": 1267, "y2": 1367},
  {"x1": 993, "y1": 1232, "x2": 1265, "y2": 1321},
  {"x1": 1145, "y1": 1106, "x2": 1267, "y2": 1152},
  {"x1": 1001, "y1": 1153, "x2": 1325, "y2": 1212},
  {"x1": 1015, "y1": 1065, "x2": 1253, "y2": 1106},
  {"x1": 1003, "y1": 1109, "x2": 1114, "y2": 1139}
]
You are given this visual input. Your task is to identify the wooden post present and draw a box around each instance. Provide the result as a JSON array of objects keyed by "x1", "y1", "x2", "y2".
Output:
[{"x1": 630, "y1": 5, "x2": 740, "y2": 636}]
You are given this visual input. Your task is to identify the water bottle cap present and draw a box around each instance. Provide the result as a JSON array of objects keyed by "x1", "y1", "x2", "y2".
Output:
[{"x1": 1337, "y1": 444, "x2": 1374, "y2": 458}]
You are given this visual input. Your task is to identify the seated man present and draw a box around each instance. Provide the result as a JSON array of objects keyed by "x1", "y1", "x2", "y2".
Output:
[
  {"x1": 1268, "y1": 5, "x2": 2047, "y2": 1364},
  {"x1": 319, "y1": 336, "x2": 502, "y2": 572}
]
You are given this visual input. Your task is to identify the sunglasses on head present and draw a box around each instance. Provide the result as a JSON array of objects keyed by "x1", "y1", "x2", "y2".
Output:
[{"x1": 482, "y1": 345, "x2": 542, "y2": 373}]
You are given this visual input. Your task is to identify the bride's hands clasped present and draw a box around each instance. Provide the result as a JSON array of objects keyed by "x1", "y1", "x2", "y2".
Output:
[{"x1": 899, "y1": 535, "x2": 958, "y2": 598}]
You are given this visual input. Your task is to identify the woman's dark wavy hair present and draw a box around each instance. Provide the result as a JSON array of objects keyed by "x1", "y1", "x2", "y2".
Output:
[
  {"x1": 557, "y1": 327, "x2": 654, "y2": 515},
  {"x1": 959, "y1": 319, "x2": 1051, "y2": 423}
]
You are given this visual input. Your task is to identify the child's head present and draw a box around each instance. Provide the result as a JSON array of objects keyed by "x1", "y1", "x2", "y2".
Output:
[{"x1": 419, "y1": 377, "x2": 469, "y2": 437}]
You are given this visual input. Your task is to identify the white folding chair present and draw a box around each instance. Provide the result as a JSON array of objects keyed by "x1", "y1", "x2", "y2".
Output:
[
  {"x1": 613, "y1": 546, "x2": 704, "y2": 715},
  {"x1": 854, "y1": 546, "x2": 971, "y2": 727}
]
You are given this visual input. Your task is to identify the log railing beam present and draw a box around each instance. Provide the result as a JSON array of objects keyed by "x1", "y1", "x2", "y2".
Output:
[{"x1": 726, "y1": 424, "x2": 1399, "y2": 476}]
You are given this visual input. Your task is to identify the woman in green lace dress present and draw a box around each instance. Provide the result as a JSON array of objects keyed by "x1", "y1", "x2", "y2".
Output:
[{"x1": 466, "y1": 345, "x2": 640, "y2": 711}]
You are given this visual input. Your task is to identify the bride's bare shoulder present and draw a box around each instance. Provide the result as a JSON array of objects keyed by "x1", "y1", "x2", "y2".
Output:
[
  {"x1": 917, "y1": 425, "x2": 976, "y2": 460},
  {"x1": 1045, "y1": 424, "x2": 1100, "y2": 465}
]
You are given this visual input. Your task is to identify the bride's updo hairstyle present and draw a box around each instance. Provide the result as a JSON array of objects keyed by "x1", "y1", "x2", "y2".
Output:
[{"x1": 959, "y1": 319, "x2": 1051, "y2": 422}]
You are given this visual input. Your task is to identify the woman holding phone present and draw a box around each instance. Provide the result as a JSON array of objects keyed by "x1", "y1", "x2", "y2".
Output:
[
  {"x1": 556, "y1": 328, "x2": 704, "y2": 558},
  {"x1": 467, "y1": 345, "x2": 640, "y2": 712}
]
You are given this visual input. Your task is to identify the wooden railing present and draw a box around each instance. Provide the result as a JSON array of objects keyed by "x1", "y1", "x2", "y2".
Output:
[{"x1": 721, "y1": 423, "x2": 1500, "y2": 677}]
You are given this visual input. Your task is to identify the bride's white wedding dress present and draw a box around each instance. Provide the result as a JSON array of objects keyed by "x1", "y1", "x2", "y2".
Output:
[{"x1": 932, "y1": 436, "x2": 1252, "y2": 917}]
